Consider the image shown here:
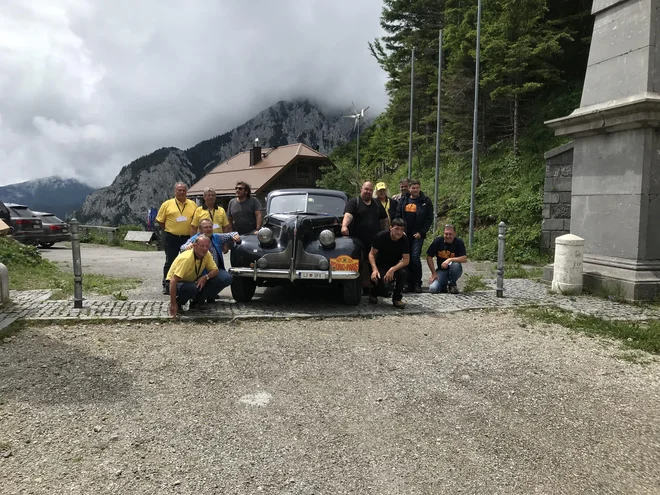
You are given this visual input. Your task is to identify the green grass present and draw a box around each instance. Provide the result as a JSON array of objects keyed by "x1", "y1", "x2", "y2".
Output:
[
  {"x1": 0, "y1": 237, "x2": 140, "y2": 299},
  {"x1": 518, "y1": 306, "x2": 660, "y2": 355},
  {"x1": 462, "y1": 275, "x2": 489, "y2": 293},
  {"x1": 80, "y1": 224, "x2": 158, "y2": 251},
  {"x1": 505, "y1": 263, "x2": 544, "y2": 280}
]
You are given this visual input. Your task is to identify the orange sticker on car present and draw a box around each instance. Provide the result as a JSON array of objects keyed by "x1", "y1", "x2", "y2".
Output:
[{"x1": 330, "y1": 255, "x2": 359, "y2": 272}]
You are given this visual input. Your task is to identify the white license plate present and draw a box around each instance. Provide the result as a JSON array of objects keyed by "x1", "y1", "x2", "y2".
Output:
[
  {"x1": 33, "y1": 224, "x2": 41, "y2": 229},
  {"x1": 297, "y1": 272, "x2": 327, "y2": 279}
]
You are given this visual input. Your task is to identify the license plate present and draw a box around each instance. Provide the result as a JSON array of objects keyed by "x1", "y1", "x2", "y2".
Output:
[
  {"x1": 297, "y1": 271, "x2": 327, "y2": 279},
  {"x1": 33, "y1": 224, "x2": 41, "y2": 229}
]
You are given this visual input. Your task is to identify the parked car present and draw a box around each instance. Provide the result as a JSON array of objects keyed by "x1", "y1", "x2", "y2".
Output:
[
  {"x1": 0, "y1": 200, "x2": 10, "y2": 225},
  {"x1": 5, "y1": 203, "x2": 43, "y2": 244},
  {"x1": 229, "y1": 189, "x2": 364, "y2": 305},
  {"x1": 33, "y1": 211, "x2": 71, "y2": 247}
]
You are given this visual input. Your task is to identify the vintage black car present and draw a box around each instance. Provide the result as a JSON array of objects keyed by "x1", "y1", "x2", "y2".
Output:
[{"x1": 228, "y1": 189, "x2": 364, "y2": 305}]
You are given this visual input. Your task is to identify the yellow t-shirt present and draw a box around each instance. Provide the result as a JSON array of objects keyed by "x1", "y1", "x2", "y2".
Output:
[
  {"x1": 191, "y1": 206, "x2": 229, "y2": 233},
  {"x1": 156, "y1": 198, "x2": 196, "y2": 236},
  {"x1": 167, "y1": 248, "x2": 218, "y2": 282}
]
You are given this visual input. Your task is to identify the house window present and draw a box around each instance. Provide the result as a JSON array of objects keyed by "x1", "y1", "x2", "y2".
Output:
[{"x1": 297, "y1": 164, "x2": 310, "y2": 180}]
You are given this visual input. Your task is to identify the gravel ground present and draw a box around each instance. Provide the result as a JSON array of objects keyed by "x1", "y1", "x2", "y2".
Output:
[{"x1": 1, "y1": 312, "x2": 659, "y2": 494}]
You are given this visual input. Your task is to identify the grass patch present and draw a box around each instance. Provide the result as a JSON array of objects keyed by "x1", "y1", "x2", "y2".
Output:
[
  {"x1": 80, "y1": 224, "x2": 158, "y2": 252},
  {"x1": 518, "y1": 306, "x2": 660, "y2": 355},
  {"x1": 462, "y1": 275, "x2": 489, "y2": 293},
  {"x1": 0, "y1": 237, "x2": 140, "y2": 298},
  {"x1": 506, "y1": 263, "x2": 544, "y2": 280}
]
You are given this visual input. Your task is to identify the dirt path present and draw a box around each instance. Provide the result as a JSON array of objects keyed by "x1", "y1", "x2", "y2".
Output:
[{"x1": 1, "y1": 313, "x2": 659, "y2": 494}]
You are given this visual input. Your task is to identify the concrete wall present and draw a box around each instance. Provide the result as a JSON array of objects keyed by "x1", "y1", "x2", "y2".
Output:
[{"x1": 541, "y1": 142, "x2": 574, "y2": 253}]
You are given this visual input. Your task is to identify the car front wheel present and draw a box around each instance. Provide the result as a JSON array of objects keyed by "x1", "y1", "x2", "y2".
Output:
[
  {"x1": 342, "y1": 278, "x2": 362, "y2": 305},
  {"x1": 231, "y1": 277, "x2": 256, "y2": 302}
]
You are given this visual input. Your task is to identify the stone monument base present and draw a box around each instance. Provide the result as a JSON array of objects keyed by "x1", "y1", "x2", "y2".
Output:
[{"x1": 543, "y1": 255, "x2": 660, "y2": 301}]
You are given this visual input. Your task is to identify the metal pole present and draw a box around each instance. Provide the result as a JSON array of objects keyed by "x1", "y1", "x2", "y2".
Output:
[
  {"x1": 434, "y1": 30, "x2": 444, "y2": 234},
  {"x1": 468, "y1": 0, "x2": 483, "y2": 247},
  {"x1": 70, "y1": 218, "x2": 83, "y2": 308},
  {"x1": 356, "y1": 116, "x2": 360, "y2": 181},
  {"x1": 497, "y1": 221, "x2": 506, "y2": 298},
  {"x1": 407, "y1": 46, "x2": 415, "y2": 179}
]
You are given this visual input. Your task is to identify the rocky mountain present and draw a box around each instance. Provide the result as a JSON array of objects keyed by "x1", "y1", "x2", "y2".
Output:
[
  {"x1": 79, "y1": 99, "x2": 356, "y2": 226},
  {"x1": 79, "y1": 148, "x2": 196, "y2": 227},
  {"x1": 0, "y1": 176, "x2": 96, "y2": 219}
]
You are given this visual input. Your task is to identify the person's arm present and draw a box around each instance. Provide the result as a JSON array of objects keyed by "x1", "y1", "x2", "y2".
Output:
[
  {"x1": 181, "y1": 236, "x2": 195, "y2": 251},
  {"x1": 441, "y1": 243, "x2": 467, "y2": 268},
  {"x1": 368, "y1": 247, "x2": 380, "y2": 282},
  {"x1": 169, "y1": 275, "x2": 181, "y2": 317},
  {"x1": 427, "y1": 256, "x2": 439, "y2": 283},
  {"x1": 156, "y1": 202, "x2": 167, "y2": 231},
  {"x1": 385, "y1": 254, "x2": 409, "y2": 282},
  {"x1": 255, "y1": 209, "x2": 263, "y2": 231},
  {"x1": 341, "y1": 213, "x2": 353, "y2": 236},
  {"x1": 420, "y1": 199, "x2": 434, "y2": 237},
  {"x1": 378, "y1": 203, "x2": 388, "y2": 231},
  {"x1": 196, "y1": 267, "x2": 219, "y2": 289}
]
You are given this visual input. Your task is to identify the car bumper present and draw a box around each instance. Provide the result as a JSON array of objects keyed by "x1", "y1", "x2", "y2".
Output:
[
  {"x1": 229, "y1": 266, "x2": 360, "y2": 282},
  {"x1": 40, "y1": 233, "x2": 71, "y2": 243}
]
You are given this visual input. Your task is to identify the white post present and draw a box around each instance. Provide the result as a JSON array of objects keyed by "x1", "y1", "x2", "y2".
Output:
[
  {"x1": 0, "y1": 263, "x2": 9, "y2": 307},
  {"x1": 552, "y1": 234, "x2": 585, "y2": 295}
]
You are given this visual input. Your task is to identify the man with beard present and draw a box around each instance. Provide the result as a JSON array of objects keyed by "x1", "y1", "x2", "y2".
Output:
[
  {"x1": 368, "y1": 218, "x2": 410, "y2": 308},
  {"x1": 156, "y1": 182, "x2": 196, "y2": 295},
  {"x1": 392, "y1": 178, "x2": 409, "y2": 202},
  {"x1": 227, "y1": 181, "x2": 262, "y2": 235},
  {"x1": 167, "y1": 235, "x2": 224, "y2": 317},
  {"x1": 396, "y1": 179, "x2": 434, "y2": 293},
  {"x1": 427, "y1": 224, "x2": 467, "y2": 294},
  {"x1": 341, "y1": 181, "x2": 389, "y2": 289},
  {"x1": 190, "y1": 187, "x2": 230, "y2": 235}
]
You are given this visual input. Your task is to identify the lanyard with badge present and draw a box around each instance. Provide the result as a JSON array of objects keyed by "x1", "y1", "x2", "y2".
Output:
[
  {"x1": 208, "y1": 207, "x2": 220, "y2": 229},
  {"x1": 194, "y1": 257, "x2": 203, "y2": 279},
  {"x1": 176, "y1": 200, "x2": 188, "y2": 223}
]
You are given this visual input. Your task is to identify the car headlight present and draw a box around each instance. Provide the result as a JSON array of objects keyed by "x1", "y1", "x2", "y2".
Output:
[
  {"x1": 257, "y1": 227, "x2": 274, "y2": 246},
  {"x1": 319, "y1": 229, "x2": 335, "y2": 248}
]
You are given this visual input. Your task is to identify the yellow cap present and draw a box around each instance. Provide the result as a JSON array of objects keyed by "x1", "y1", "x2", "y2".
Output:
[{"x1": 375, "y1": 182, "x2": 387, "y2": 191}]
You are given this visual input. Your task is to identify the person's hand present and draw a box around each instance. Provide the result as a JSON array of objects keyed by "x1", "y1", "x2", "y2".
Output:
[
  {"x1": 441, "y1": 260, "x2": 450, "y2": 269},
  {"x1": 232, "y1": 234, "x2": 241, "y2": 244},
  {"x1": 384, "y1": 268, "x2": 395, "y2": 283},
  {"x1": 413, "y1": 232, "x2": 421, "y2": 239},
  {"x1": 341, "y1": 226, "x2": 350, "y2": 236},
  {"x1": 429, "y1": 272, "x2": 438, "y2": 284},
  {"x1": 222, "y1": 244, "x2": 230, "y2": 254},
  {"x1": 169, "y1": 302, "x2": 177, "y2": 318},
  {"x1": 185, "y1": 244, "x2": 193, "y2": 250},
  {"x1": 196, "y1": 276, "x2": 208, "y2": 290},
  {"x1": 370, "y1": 269, "x2": 380, "y2": 283}
]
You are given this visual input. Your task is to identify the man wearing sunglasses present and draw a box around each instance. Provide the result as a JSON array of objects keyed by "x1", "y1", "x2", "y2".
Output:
[{"x1": 227, "y1": 181, "x2": 262, "y2": 235}]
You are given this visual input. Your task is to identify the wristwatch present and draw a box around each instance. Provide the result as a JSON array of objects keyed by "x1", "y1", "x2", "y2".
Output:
[{"x1": 205, "y1": 274, "x2": 209, "y2": 281}]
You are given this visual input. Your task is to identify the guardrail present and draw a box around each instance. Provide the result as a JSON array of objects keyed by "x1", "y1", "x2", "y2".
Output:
[{"x1": 79, "y1": 224, "x2": 118, "y2": 243}]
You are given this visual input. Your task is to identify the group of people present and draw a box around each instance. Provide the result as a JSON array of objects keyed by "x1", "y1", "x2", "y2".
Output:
[
  {"x1": 343, "y1": 179, "x2": 467, "y2": 308},
  {"x1": 156, "y1": 181, "x2": 262, "y2": 317},
  {"x1": 156, "y1": 177, "x2": 467, "y2": 316}
]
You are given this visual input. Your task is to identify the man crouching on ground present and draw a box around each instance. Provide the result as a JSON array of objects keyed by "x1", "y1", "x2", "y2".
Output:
[
  {"x1": 168, "y1": 235, "x2": 226, "y2": 317},
  {"x1": 368, "y1": 218, "x2": 410, "y2": 308},
  {"x1": 426, "y1": 224, "x2": 467, "y2": 294}
]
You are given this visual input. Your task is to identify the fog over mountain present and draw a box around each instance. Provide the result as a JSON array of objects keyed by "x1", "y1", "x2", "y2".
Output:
[{"x1": 0, "y1": 0, "x2": 388, "y2": 187}]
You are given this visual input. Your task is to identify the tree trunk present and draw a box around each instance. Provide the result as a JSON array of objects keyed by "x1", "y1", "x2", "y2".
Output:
[{"x1": 513, "y1": 93, "x2": 519, "y2": 156}]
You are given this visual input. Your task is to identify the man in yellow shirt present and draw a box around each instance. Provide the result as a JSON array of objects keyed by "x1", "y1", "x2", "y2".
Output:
[
  {"x1": 190, "y1": 187, "x2": 230, "y2": 235},
  {"x1": 156, "y1": 182, "x2": 197, "y2": 294},
  {"x1": 167, "y1": 235, "x2": 227, "y2": 317}
]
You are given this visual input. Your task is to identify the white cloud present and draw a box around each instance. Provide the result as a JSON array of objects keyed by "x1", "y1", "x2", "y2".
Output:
[{"x1": 0, "y1": 0, "x2": 388, "y2": 187}]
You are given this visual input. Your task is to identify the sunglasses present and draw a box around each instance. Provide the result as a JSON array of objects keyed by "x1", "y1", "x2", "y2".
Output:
[{"x1": 235, "y1": 187, "x2": 245, "y2": 191}]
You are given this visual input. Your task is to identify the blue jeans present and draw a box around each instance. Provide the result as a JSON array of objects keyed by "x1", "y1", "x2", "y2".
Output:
[
  {"x1": 429, "y1": 263, "x2": 463, "y2": 293},
  {"x1": 175, "y1": 270, "x2": 233, "y2": 305},
  {"x1": 407, "y1": 236, "x2": 424, "y2": 288}
]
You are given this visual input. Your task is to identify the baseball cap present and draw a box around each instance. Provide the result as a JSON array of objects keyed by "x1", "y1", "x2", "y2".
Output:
[{"x1": 375, "y1": 182, "x2": 387, "y2": 191}]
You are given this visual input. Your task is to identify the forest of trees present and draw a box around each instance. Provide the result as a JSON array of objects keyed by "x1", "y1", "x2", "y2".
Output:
[{"x1": 319, "y1": 0, "x2": 594, "y2": 263}]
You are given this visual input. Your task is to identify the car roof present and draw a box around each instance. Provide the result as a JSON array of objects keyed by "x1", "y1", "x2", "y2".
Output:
[
  {"x1": 5, "y1": 202, "x2": 29, "y2": 208},
  {"x1": 267, "y1": 189, "x2": 348, "y2": 199},
  {"x1": 32, "y1": 211, "x2": 55, "y2": 216}
]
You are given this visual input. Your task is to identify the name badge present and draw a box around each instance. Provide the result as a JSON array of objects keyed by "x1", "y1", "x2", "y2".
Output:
[
  {"x1": 213, "y1": 223, "x2": 220, "y2": 229},
  {"x1": 176, "y1": 216, "x2": 187, "y2": 222}
]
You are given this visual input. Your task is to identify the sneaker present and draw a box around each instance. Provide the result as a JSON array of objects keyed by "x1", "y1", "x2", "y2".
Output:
[
  {"x1": 189, "y1": 301, "x2": 208, "y2": 311},
  {"x1": 368, "y1": 294, "x2": 378, "y2": 304},
  {"x1": 162, "y1": 285, "x2": 169, "y2": 295},
  {"x1": 414, "y1": 285, "x2": 423, "y2": 294},
  {"x1": 206, "y1": 297, "x2": 216, "y2": 304},
  {"x1": 439, "y1": 286, "x2": 448, "y2": 294},
  {"x1": 449, "y1": 285, "x2": 459, "y2": 294},
  {"x1": 392, "y1": 299, "x2": 405, "y2": 309}
]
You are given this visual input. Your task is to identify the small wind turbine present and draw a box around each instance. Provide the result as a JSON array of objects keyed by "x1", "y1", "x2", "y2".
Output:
[{"x1": 343, "y1": 102, "x2": 369, "y2": 180}]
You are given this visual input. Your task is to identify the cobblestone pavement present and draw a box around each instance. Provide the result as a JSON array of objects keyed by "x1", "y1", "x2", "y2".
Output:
[{"x1": 2, "y1": 279, "x2": 659, "y2": 331}]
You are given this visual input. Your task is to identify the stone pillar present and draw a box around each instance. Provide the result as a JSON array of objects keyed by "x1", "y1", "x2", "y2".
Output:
[
  {"x1": 541, "y1": 142, "x2": 573, "y2": 253},
  {"x1": 552, "y1": 234, "x2": 585, "y2": 295},
  {"x1": 0, "y1": 263, "x2": 8, "y2": 307},
  {"x1": 546, "y1": 0, "x2": 660, "y2": 301}
]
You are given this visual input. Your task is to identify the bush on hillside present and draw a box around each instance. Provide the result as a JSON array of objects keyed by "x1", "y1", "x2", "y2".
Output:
[{"x1": 0, "y1": 237, "x2": 50, "y2": 269}]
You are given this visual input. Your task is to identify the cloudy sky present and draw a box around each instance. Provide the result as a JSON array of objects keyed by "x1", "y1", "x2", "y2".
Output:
[{"x1": 0, "y1": 0, "x2": 389, "y2": 187}]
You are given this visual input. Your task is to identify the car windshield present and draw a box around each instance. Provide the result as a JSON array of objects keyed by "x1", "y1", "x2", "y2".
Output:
[
  {"x1": 40, "y1": 215, "x2": 64, "y2": 224},
  {"x1": 10, "y1": 206, "x2": 37, "y2": 218},
  {"x1": 269, "y1": 193, "x2": 346, "y2": 217}
]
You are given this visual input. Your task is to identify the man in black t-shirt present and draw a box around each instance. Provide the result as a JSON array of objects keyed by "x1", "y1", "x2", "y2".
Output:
[
  {"x1": 426, "y1": 224, "x2": 467, "y2": 294},
  {"x1": 368, "y1": 218, "x2": 410, "y2": 308},
  {"x1": 342, "y1": 181, "x2": 389, "y2": 288}
]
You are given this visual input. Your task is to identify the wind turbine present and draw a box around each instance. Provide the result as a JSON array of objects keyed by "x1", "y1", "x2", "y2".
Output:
[{"x1": 343, "y1": 102, "x2": 369, "y2": 180}]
